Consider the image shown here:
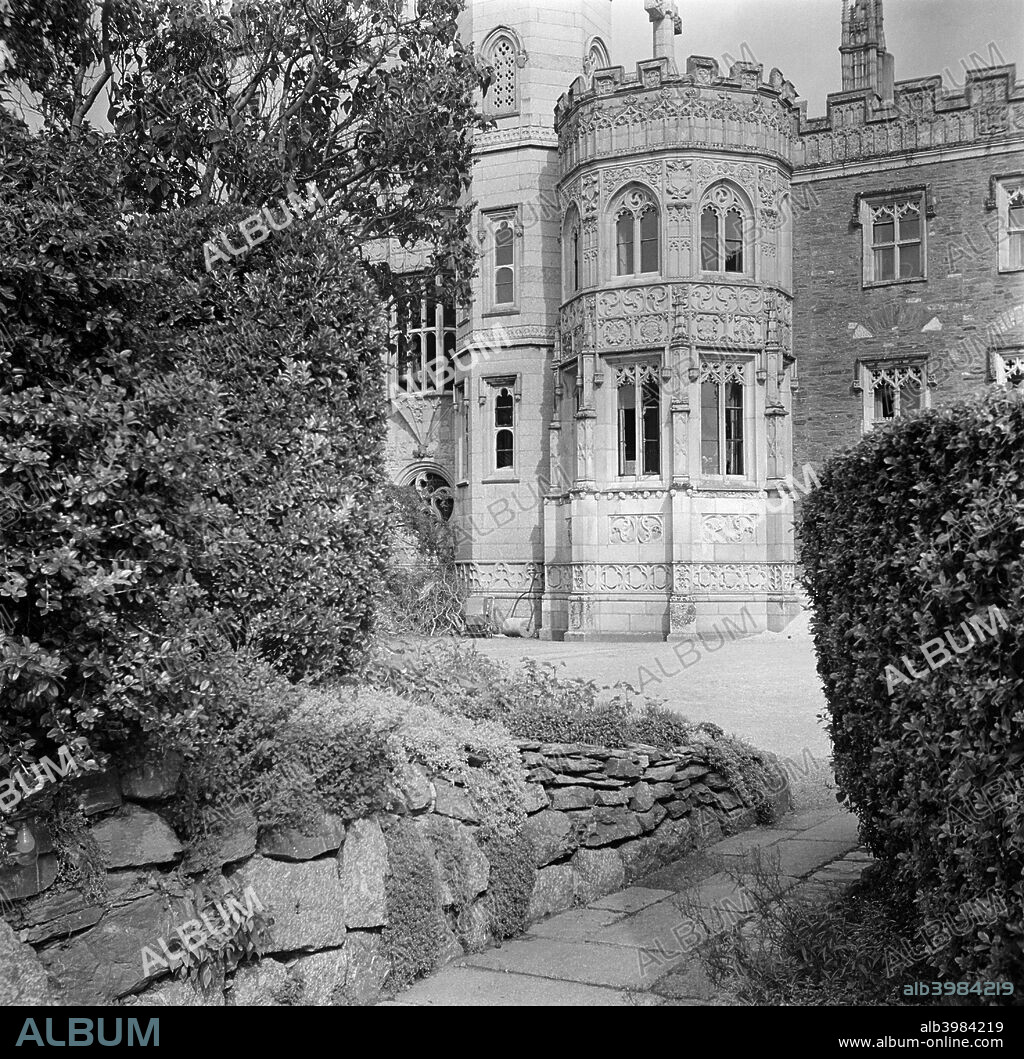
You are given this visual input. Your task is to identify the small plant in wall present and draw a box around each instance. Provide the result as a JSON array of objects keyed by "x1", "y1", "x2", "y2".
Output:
[{"x1": 146, "y1": 877, "x2": 273, "y2": 993}]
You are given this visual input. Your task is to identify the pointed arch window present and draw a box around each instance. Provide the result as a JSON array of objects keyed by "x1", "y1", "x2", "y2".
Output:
[
  {"x1": 484, "y1": 31, "x2": 521, "y2": 117},
  {"x1": 585, "y1": 37, "x2": 610, "y2": 77},
  {"x1": 700, "y1": 184, "x2": 750, "y2": 275},
  {"x1": 613, "y1": 188, "x2": 660, "y2": 277}
]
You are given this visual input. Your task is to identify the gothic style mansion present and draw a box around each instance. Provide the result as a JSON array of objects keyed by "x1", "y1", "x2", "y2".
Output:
[{"x1": 376, "y1": 0, "x2": 1024, "y2": 641}]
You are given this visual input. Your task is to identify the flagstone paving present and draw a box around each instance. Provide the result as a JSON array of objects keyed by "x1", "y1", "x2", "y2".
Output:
[{"x1": 382, "y1": 804, "x2": 874, "y2": 1007}]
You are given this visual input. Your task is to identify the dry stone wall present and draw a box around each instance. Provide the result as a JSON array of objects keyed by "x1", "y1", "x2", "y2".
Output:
[{"x1": 0, "y1": 739, "x2": 788, "y2": 1006}]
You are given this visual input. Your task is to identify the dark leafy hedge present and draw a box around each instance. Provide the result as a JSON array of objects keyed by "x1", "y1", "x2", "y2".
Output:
[
  {"x1": 0, "y1": 125, "x2": 388, "y2": 767},
  {"x1": 798, "y1": 387, "x2": 1024, "y2": 982}
]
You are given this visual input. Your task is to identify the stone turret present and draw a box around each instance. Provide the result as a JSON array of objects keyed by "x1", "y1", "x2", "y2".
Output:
[
  {"x1": 547, "y1": 52, "x2": 804, "y2": 641},
  {"x1": 840, "y1": 0, "x2": 895, "y2": 101}
]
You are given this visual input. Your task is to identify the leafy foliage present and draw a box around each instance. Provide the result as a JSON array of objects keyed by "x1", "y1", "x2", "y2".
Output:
[
  {"x1": 367, "y1": 641, "x2": 784, "y2": 820},
  {"x1": 370, "y1": 640, "x2": 697, "y2": 748},
  {"x1": 308, "y1": 685, "x2": 529, "y2": 840},
  {"x1": 380, "y1": 483, "x2": 466, "y2": 637},
  {"x1": 168, "y1": 876, "x2": 274, "y2": 993},
  {"x1": 691, "y1": 856, "x2": 929, "y2": 1006},
  {"x1": 0, "y1": 125, "x2": 388, "y2": 767},
  {"x1": 798, "y1": 387, "x2": 1024, "y2": 982},
  {"x1": 0, "y1": 0, "x2": 487, "y2": 303}
]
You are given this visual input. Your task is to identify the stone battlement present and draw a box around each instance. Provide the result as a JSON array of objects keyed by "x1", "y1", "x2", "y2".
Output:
[
  {"x1": 795, "y1": 64, "x2": 1024, "y2": 168},
  {"x1": 556, "y1": 55, "x2": 799, "y2": 123},
  {"x1": 556, "y1": 56, "x2": 801, "y2": 177}
]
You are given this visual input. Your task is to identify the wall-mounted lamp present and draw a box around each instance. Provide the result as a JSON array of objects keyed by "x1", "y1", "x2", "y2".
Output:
[{"x1": 14, "y1": 821, "x2": 37, "y2": 866}]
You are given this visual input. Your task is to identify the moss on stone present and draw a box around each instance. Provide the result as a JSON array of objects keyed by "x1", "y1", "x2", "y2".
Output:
[
  {"x1": 382, "y1": 819, "x2": 448, "y2": 991},
  {"x1": 479, "y1": 829, "x2": 536, "y2": 942}
]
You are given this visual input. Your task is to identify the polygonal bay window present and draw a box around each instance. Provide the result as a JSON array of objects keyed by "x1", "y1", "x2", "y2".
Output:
[{"x1": 390, "y1": 289, "x2": 457, "y2": 393}]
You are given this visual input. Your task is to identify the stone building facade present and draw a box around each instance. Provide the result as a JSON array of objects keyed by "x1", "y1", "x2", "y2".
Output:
[{"x1": 383, "y1": 0, "x2": 1024, "y2": 641}]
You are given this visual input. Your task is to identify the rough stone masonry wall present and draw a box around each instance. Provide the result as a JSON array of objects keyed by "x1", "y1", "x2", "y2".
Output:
[{"x1": 0, "y1": 740, "x2": 788, "y2": 1007}]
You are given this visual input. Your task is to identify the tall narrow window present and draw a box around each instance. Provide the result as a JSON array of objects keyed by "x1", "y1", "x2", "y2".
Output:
[
  {"x1": 455, "y1": 382, "x2": 469, "y2": 480},
  {"x1": 640, "y1": 210, "x2": 659, "y2": 273},
  {"x1": 700, "y1": 184, "x2": 749, "y2": 274},
  {"x1": 389, "y1": 289, "x2": 456, "y2": 393},
  {"x1": 998, "y1": 180, "x2": 1024, "y2": 272},
  {"x1": 724, "y1": 210, "x2": 744, "y2": 272},
  {"x1": 616, "y1": 212, "x2": 634, "y2": 276},
  {"x1": 612, "y1": 188, "x2": 659, "y2": 277},
  {"x1": 1008, "y1": 186, "x2": 1024, "y2": 270},
  {"x1": 572, "y1": 227, "x2": 581, "y2": 291},
  {"x1": 615, "y1": 363, "x2": 661, "y2": 477},
  {"x1": 490, "y1": 381, "x2": 517, "y2": 472},
  {"x1": 862, "y1": 194, "x2": 925, "y2": 283},
  {"x1": 564, "y1": 207, "x2": 582, "y2": 295},
  {"x1": 484, "y1": 32, "x2": 519, "y2": 117},
  {"x1": 494, "y1": 220, "x2": 515, "y2": 305},
  {"x1": 700, "y1": 208, "x2": 718, "y2": 271},
  {"x1": 700, "y1": 360, "x2": 746, "y2": 476}
]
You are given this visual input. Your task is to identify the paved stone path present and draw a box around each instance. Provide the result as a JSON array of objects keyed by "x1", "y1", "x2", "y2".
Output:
[{"x1": 382, "y1": 804, "x2": 871, "y2": 1006}]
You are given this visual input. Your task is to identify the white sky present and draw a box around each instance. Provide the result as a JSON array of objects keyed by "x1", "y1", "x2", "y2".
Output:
[{"x1": 611, "y1": 0, "x2": 1024, "y2": 113}]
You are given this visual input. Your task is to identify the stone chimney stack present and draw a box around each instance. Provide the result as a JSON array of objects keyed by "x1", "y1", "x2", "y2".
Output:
[{"x1": 645, "y1": 0, "x2": 682, "y2": 68}]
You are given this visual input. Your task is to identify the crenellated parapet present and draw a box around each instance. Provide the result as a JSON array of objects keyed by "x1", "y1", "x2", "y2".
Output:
[
  {"x1": 794, "y1": 64, "x2": 1024, "y2": 169},
  {"x1": 556, "y1": 55, "x2": 802, "y2": 176}
]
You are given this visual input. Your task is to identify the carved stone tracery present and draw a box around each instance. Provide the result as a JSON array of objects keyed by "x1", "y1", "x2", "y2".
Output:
[{"x1": 609, "y1": 514, "x2": 665, "y2": 544}]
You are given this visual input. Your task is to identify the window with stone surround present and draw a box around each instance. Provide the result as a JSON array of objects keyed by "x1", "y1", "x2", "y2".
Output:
[
  {"x1": 483, "y1": 208, "x2": 519, "y2": 313},
  {"x1": 615, "y1": 362, "x2": 661, "y2": 477},
  {"x1": 485, "y1": 376, "x2": 518, "y2": 476},
  {"x1": 483, "y1": 30, "x2": 521, "y2": 118},
  {"x1": 700, "y1": 359, "x2": 747, "y2": 476},
  {"x1": 584, "y1": 37, "x2": 610, "y2": 78},
  {"x1": 612, "y1": 187, "x2": 660, "y2": 277},
  {"x1": 389, "y1": 286, "x2": 456, "y2": 393},
  {"x1": 699, "y1": 183, "x2": 750, "y2": 275},
  {"x1": 996, "y1": 178, "x2": 1024, "y2": 272},
  {"x1": 860, "y1": 192, "x2": 926, "y2": 284},
  {"x1": 995, "y1": 350, "x2": 1024, "y2": 387},
  {"x1": 859, "y1": 360, "x2": 927, "y2": 427}
]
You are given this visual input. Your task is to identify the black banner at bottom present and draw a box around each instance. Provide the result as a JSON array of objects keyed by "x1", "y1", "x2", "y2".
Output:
[{"x1": 0, "y1": 1003, "x2": 1020, "y2": 1052}]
